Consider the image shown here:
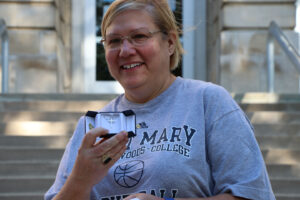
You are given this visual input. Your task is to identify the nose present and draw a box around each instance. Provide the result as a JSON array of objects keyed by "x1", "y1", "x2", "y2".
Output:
[{"x1": 119, "y1": 39, "x2": 136, "y2": 57}]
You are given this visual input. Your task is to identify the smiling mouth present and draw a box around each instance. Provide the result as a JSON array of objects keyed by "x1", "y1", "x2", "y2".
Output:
[{"x1": 121, "y1": 63, "x2": 143, "y2": 70}]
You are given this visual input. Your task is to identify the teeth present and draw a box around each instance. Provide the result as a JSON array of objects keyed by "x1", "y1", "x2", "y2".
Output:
[{"x1": 123, "y1": 63, "x2": 141, "y2": 69}]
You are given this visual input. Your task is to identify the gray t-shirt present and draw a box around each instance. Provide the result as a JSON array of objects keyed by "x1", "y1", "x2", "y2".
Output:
[{"x1": 45, "y1": 77, "x2": 275, "y2": 200}]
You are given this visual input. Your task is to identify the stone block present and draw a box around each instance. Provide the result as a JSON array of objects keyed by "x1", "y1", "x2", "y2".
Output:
[
  {"x1": 224, "y1": 0, "x2": 294, "y2": 2},
  {"x1": 220, "y1": 30, "x2": 300, "y2": 93},
  {"x1": 56, "y1": 0, "x2": 71, "y2": 24},
  {"x1": 2, "y1": 30, "x2": 39, "y2": 54},
  {"x1": 54, "y1": 0, "x2": 59, "y2": 7},
  {"x1": 2, "y1": 30, "x2": 56, "y2": 55},
  {"x1": 55, "y1": 0, "x2": 71, "y2": 47},
  {"x1": 207, "y1": 38, "x2": 221, "y2": 83},
  {"x1": 57, "y1": 39, "x2": 71, "y2": 92},
  {"x1": 60, "y1": 20, "x2": 71, "y2": 48},
  {"x1": 223, "y1": 4, "x2": 295, "y2": 28},
  {"x1": 55, "y1": 8, "x2": 61, "y2": 35},
  {"x1": 0, "y1": 3, "x2": 55, "y2": 28},
  {"x1": 9, "y1": 56, "x2": 57, "y2": 93},
  {"x1": 56, "y1": 14, "x2": 71, "y2": 46},
  {"x1": 207, "y1": 18, "x2": 221, "y2": 46},
  {"x1": 207, "y1": 0, "x2": 222, "y2": 23},
  {"x1": 41, "y1": 30, "x2": 57, "y2": 54},
  {"x1": 3, "y1": 0, "x2": 54, "y2": 2}
]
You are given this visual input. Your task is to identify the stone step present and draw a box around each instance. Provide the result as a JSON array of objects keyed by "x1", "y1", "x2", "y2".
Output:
[
  {"x1": 3, "y1": 93, "x2": 298, "y2": 102},
  {"x1": 0, "y1": 193, "x2": 44, "y2": 200},
  {"x1": 240, "y1": 103, "x2": 300, "y2": 112},
  {"x1": 1, "y1": 134, "x2": 299, "y2": 150},
  {"x1": 0, "y1": 111, "x2": 84, "y2": 122},
  {"x1": 4, "y1": 93, "x2": 298, "y2": 103},
  {"x1": 271, "y1": 178, "x2": 300, "y2": 195},
  {"x1": 0, "y1": 93, "x2": 117, "y2": 101},
  {"x1": 262, "y1": 149, "x2": 300, "y2": 165},
  {"x1": 0, "y1": 176, "x2": 54, "y2": 193},
  {"x1": 253, "y1": 124, "x2": 300, "y2": 136},
  {"x1": 0, "y1": 135, "x2": 71, "y2": 148},
  {"x1": 2, "y1": 101, "x2": 300, "y2": 112},
  {"x1": 1, "y1": 146, "x2": 298, "y2": 164},
  {"x1": 233, "y1": 93, "x2": 300, "y2": 104},
  {"x1": 256, "y1": 135, "x2": 300, "y2": 150},
  {"x1": 246, "y1": 111, "x2": 300, "y2": 124},
  {"x1": 2, "y1": 121, "x2": 299, "y2": 137},
  {"x1": 0, "y1": 193, "x2": 296, "y2": 200},
  {"x1": 276, "y1": 193, "x2": 300, "y2": 200},
  {"x1": 1, "y1": 176, "x2": 299, "y2": 197},
  {"x1": 0, "y1": 148, "x2": 64, "y2": 161},
  {"x1": 267, "y1": 164, "x2": 300, "y2": 179},
  {"x1": 0, "y1": 161, "x2": 59, "y2": 177},
  {"x1": 0, "y1": 101, "x2": 108, "y2": 112},
  {"x1": 0, "y1": 155, "x2": 297, "y2": 178},
  {"x1": 0, "y1": 121, "x2": 77, "y2": 136},
  {"x1": 2, "y1": 110, "x2": 300, "y2": 124},
  {"x1": 2, "y1": 93, "x2": 300, "y2": 111},
  {"x1": 1, "y1": 161, "x2": 298, "y2": 179}
]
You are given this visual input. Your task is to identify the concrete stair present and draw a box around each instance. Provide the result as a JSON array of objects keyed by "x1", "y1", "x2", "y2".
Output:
[
  {"x1": 0, "y1": 94, "x2": 116, "y2": 200},
  {"x1": 0, "y1": 93, "x2": 300, "y2": 199},
  {"x1": 235, "y1": 93, "x2": 300, "y2": 200}
]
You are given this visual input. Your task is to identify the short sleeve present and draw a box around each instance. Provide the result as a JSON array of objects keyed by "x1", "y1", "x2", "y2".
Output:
[
  {"x1": 203, "y1": 86, "x2": 275, "y2": 199},
  {"x1": 44, "y1": 116, "x2": 86, "y2": 200}
]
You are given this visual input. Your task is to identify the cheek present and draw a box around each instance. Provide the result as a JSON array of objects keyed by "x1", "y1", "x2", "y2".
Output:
[
  {"x1": 105, "y1": 51, "x2": 113, "y2": 65},
  {"x1": 105, "y1": 52, "x2": 117, "y2": 70},
  {"x1": 147, "y1": 44, "x2": 170, "y2": 68},
  {"x1": 140, "y1": 44, "x2": 159, "y2": 63}
]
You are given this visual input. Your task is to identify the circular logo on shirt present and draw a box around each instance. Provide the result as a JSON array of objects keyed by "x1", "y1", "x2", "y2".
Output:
[{"x1": 114, "y1": 160, "x2": 144, "y2": 188}]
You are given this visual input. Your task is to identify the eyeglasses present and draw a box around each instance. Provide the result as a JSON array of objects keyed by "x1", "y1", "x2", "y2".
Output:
[{"x1": 101, "y1": 28, "x2": 164, "y2": 51}]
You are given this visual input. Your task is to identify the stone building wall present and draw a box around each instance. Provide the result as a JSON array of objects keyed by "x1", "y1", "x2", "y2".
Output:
[
  {"x1": 0, "y1": 0, "x2": 57, "y2": 93},
  {"x1": 1, "y1": 0, "x2": 298, "y2": 94},
  {"x1": 206, "y1": 0, "x2": 223, "y2": 84},
  {"x1": 55, "y1": 0, "x2": 72, "y2": 93},
  {"x1": 221, "y1": 0, "x2": 299, "y2": 93}
]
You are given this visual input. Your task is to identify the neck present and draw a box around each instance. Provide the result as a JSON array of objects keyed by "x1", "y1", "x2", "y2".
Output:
[{"x1": 125, "y1": 74, "x2": 176, "y2": 104}]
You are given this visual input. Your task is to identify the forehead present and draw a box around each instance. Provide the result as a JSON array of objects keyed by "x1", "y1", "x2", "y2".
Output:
[{"x1": 106, "y1": 9, "x2": 157, "y2": 35}]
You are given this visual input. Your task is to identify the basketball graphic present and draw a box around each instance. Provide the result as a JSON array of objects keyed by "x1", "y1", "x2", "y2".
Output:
[{"x1": 114, "y1": 160, "x2": 144, "y2": 188}]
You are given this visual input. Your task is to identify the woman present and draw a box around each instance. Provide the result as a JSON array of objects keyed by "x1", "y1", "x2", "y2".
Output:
[{"x1": 45, "y1": 0, "x2": 275, "y2": 199}]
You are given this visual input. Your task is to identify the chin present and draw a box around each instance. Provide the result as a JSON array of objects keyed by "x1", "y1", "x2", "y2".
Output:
[{"x1": 121, "y1": 79, "x2": 145, "y2": 90}]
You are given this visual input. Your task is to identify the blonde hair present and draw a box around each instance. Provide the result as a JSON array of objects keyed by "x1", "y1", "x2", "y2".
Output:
[{"x1": 101, "y1": 0, "x2": 184, "y2": 70}]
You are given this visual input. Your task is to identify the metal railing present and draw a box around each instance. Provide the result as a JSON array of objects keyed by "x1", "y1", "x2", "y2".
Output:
[
  {"x1": 267, "y1": 21, "x2": 300, "y2": 93},
  {"x1": 0, "y1": 19, "x2": 9, "y2": 93}
]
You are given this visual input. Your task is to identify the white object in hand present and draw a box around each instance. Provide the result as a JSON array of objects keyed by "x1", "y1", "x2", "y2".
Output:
[{"x1": 130, "y1": 198, "x2": 141, "y2": 200}]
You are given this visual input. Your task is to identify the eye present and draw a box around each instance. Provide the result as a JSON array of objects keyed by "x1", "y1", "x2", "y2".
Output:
[
  {"x1": 131, "y1": 33, "x2": 149, "y2": 43},
  {"x1": 108, "y1": 38, "x2": 122, "y2": 45}
]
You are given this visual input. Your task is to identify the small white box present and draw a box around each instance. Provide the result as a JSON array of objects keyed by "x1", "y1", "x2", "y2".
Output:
[{"x1": 85, "y1": 110, "x2": 136, "y2": 138}]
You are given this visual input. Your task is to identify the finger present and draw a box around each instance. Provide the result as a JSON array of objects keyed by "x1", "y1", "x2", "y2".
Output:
[
  {"x1": 99, "y1": 134, "x2": 128, "y2": 166},
  {"x1": 93, "y1": 131, "x2": 128, "y2": 155},
  {"x1": 105, "y1": 142, "x2": 127, "y2": 167},
  {"x1": 82, "y1": 127, "x2": 109, "y2": 148},
  {"x1": 100, "y1": 139, "x2": 126, "y2": 165},
  {"x1": 124, "y1": 194, "x2": 138, "y2": 200},
  {"x1": 105, "y1": 137, "x2": 128, "y2": 159}
]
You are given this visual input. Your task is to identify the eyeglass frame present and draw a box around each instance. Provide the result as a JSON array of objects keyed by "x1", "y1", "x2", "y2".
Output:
[{"x1": 100, "y1": 28, "x2": 167, "y2": 51}]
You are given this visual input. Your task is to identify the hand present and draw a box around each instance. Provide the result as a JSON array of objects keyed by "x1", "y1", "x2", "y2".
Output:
[
  {"x1": 124, "y1": 193, "x2": 164, "y2": 200},
  {"x1": 69, "y1": 127, "x2": 128, "y2": 189}
]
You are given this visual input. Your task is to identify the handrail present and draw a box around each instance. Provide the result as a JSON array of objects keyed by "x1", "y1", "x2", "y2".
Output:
[
  {"x1": 0, "y1": 19, "x2": 9, "y2": 93},
  {"x1": 267, "y1": 21, "x2": 300, "y2": 93}
]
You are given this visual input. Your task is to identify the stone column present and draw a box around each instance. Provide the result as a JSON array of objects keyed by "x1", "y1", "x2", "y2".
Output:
[
  {"x1": 55, "y1": 0, "x2": 72, "y2": 93},
  {"x1": 206, "y1": 0, "x2": 222, "y2": 84}
]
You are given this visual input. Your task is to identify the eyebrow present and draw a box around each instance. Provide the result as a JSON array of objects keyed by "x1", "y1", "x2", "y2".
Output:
[{"x1": 106, "y1": 27, "x2": 149, "y2": 37}]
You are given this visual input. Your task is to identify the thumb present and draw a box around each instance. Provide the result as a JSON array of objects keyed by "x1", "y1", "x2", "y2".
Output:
[{"x1": 81, "y1": 127, "x2": 108, "y2": 148}]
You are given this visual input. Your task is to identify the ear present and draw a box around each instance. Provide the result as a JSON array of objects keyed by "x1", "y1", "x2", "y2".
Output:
[{"x1": 167, "y1": 31, "x2": 176, "y2": 56}]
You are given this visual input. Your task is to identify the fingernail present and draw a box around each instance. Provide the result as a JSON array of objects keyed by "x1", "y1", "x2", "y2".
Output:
[
  {"x1": 121, "y1": 131, "x2": 128, "y2": 138},
  {"x1": 121, "y1": 131, "x2": 127, "y2": 135}
]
